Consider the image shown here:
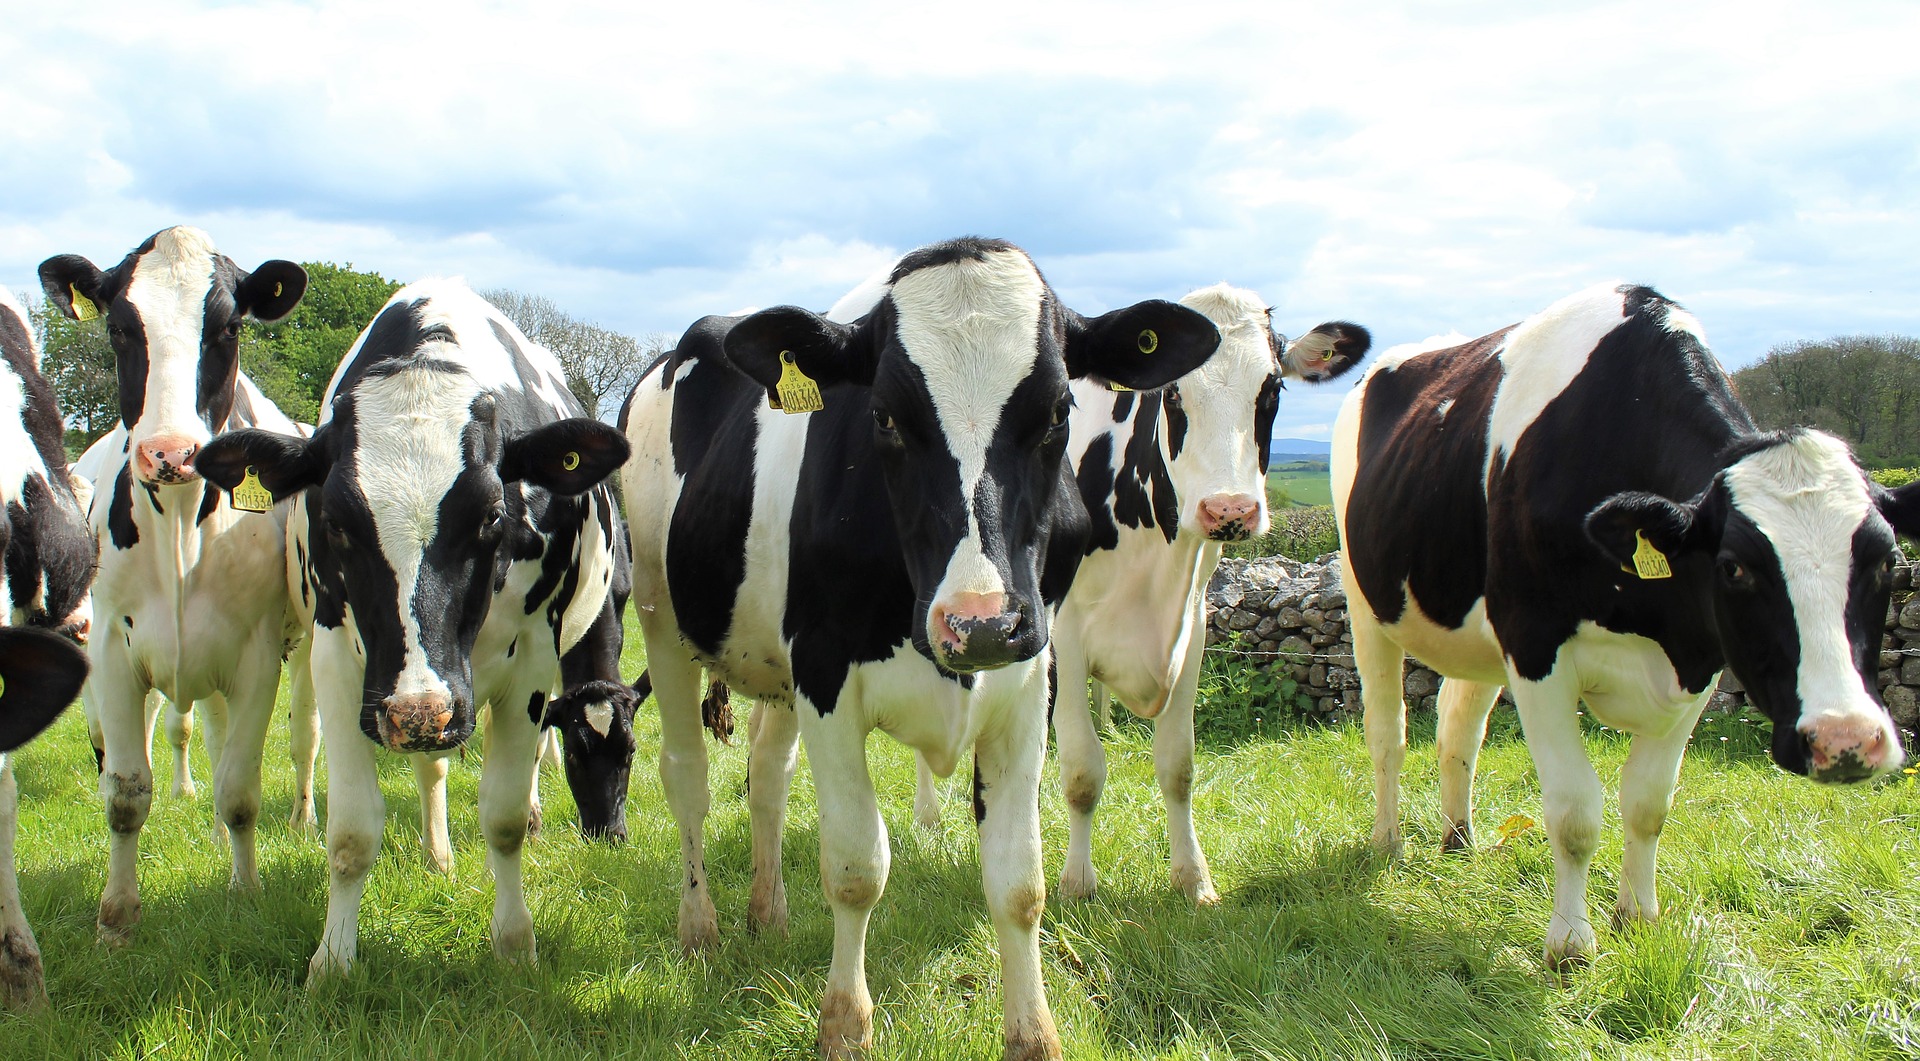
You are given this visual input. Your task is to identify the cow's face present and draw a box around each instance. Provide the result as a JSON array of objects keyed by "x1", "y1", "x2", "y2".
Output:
[
  {"x1": 200, "y1": 381, "x2": 628, "y2": 753},
  {"x1": 539, "y1": 680, "x2": 638, "y2": 841},
  {"x1": 726, "y1": 239, "x2": 1221, "y2": 673},
  {"x1": 39, "y1": 227, "x2": 305, "y2": 486},
  {"x1": 1589, "y1": 431, "x2": 1911, "y2": 782}
]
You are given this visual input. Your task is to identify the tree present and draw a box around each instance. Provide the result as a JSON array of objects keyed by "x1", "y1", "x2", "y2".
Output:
[
  {"x1": 480, "y1": 288, "x2": 663, "y2": 420},
  {"x1": 241, "y1": 262, "x2": 402, "y2": 423},
  {"x1": 30, "y1": 304, "x2": 118, "y2": 455},
  {"x1": 1733, "y1": 334, "x2": 1920, "y2": 467}
]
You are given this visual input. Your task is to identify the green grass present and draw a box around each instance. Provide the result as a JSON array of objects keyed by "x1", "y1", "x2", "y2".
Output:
[
  {"x1": 4, "y1": 626, "x2": 1919, "y2": 1059},
  {"x1": 1268, "y1": 464, "x2": 1332, "y2": 508}
]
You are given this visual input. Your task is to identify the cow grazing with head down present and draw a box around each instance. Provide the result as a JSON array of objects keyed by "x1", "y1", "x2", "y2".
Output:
[
  {"x1": 200, "y1": 278, "x2": 628, "y2": 977},
  {"x1": 621, "y1": 237, "x2": 1221, "y2": 1060},
  {"x1": 39, "y1": 227, "x2": 313, "y2": 944},
  {"x1": 0, "y1": 283, "x2": 97, "y2": 1007},
  {"x1": 1334, "y1": 282, "x2": 1912, "y2": 969}
]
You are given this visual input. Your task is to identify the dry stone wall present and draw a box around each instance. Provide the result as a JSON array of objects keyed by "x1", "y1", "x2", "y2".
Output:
[{"x1": 1205, "y1": 554, "x2": 1920, "y2": 734}]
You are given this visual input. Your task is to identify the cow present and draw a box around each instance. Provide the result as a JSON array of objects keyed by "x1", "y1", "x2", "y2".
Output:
[
  {"x1": 1333, "y1": 282, "x2": 1913, "y2": 969},
  {"x1": 39, "y1": 227, "x2": 313, "y2": 944},
  {"x1": 0, "y1": 282, "x2": 97, "y2": 1007},
  {"x1": 198, "y1": 278, "x2": 628, "y2": 978},
  {"x1": 621, "y1": 237, "x2": 1221, "y2": 1060}
]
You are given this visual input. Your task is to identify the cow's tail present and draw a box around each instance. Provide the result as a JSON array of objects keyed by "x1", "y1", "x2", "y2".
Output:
[{"x1": 628, "y1": 669, "x2": 734, "y2": 745}]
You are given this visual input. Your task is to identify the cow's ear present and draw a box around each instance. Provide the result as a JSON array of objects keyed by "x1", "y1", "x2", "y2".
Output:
[
  {"x1": 1282, "y1": 320, "x2": 1372, "y2": 383},
  {"x1": 237, "y1": 261, "x2": 307, "y2": 323},
  {"x1": 38, "y1": 254, "x2": 112, "y2": 321},
  {"x1": 724, "y1": 306, "x2": 871, "y2": 393},
  {"x1": 1874, "y1": 481, "x2": 1920, "y2": 543},
  {"x1": 0, "y1": 627, "x2": 88, "y2": 752},
  {"x1": 1586, "y1": 490, "x2": 1715, "y2": 572},
  {"x1": 1064, "y1": 299, "x2": 1220, "y2": 390},
  {"x1": 502, "y1": 418, "x2": 630, "y2": 496},
  {"x1": 200, "y1": 427, "x2": 326, "y2": 505}
]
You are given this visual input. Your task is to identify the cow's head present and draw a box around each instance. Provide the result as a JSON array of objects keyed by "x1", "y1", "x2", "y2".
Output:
[
  {"x1": 39, "y1": 227, "x2": 306, "y2": 486},
  {"x1": 725, "y1": 238, "x2": 1220, "y2": 673},
  {"x1": 0, "y1": 626, "x2": 89, "y2": 752},
  {"x1": 1588, "y1": 430, "x2": 1913, "y2": 782},
  {"x1": 1160, "y1": 284, "x2": 1370, "y2": 542},
  {"x1": 539, "y1": 678, "x2": 639, "y2": 841},
  {"x1": 199, "y1": 295, "x2": 628, "y2": 753}
]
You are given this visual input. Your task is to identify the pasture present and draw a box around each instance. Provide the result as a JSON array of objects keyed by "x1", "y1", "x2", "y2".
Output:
[
  {"x1": 2, "y1": 624, "x2": 1917, "y2": 1059},
  {"x1": 1267, "y1": 463, "x2": 1332, "y2": 509}
]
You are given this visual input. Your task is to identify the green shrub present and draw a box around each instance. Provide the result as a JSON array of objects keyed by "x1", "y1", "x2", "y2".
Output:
[
  {"x1": 1871, "y1": 467, "x2": 1920, "y2": 489},
  {"x1": 1183, "y1": 635, "x2": 1322, "y2": 744},
  {"x1": 1227, "y1": 504, "x2": 1340, "y2": 561}
]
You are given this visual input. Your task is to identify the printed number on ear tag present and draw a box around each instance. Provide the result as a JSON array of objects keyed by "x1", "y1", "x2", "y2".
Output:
[
  {"x1": 1632, "y1": 531, "x2": 1672, "y2": 580},
  {"x1": 231, "y1": 467, "x2": 275, "y2": 513},
  {"x1": 562, "y1": 451, "x2": 581, "y2": 472},
  {"x1": 771, "y1": 351, "x2": 823, "y2": 415},
  {"x1": 71, "y1": 286, "x2": 100, "y2": 322},
  {"x1": 1492, "y1": 813, "x2": 1536, "y2": 846},
  {"x1": 1137, "y1": 328, "x2": 1159, "y2": 355}
]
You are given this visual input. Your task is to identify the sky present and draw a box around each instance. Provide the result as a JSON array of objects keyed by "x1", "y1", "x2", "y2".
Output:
[{"x1": 4, "y1": 0, "x2": 1916, "y2": 440}]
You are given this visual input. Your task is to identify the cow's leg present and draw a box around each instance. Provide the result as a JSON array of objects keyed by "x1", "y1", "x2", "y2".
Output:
[
  {"x1": 1158, "y1": 597, "x2": 1217, "y2": 904},
  {"x1": 411, "y1": 753, "x2": 453, "y2": 875},
  {"x1": 1614, "y1": 689, "x2": 1710, "y2": 930},
  {"x1": 85, "y1": 693, "x2": 104, "y2": 774},
  {"x1": 527, "y1": 730, "x2": 556, "y2": 836},
  {"x1": 1509, "y1": 672, "x2": 1604, "y2": 970},
  {"x1": 1053, "y1": 624, "x2": 1105, "y2": 901},
  {"x1": 800, "y1": 704, "x2": 886, "y2": 1060},
  {"x1": 287, "y1": 634, "x2": 319, "y2": 831},
  {"x1": 93, "y1": 647, "x2": 153, "y2": 945},
  {"x1": 977, "y1": 660, "x2": 1062, "y2": 1061},
  {"x1": 0, "y1": 758, "x2": 45, "y2": 1010},
  {"x1": 1350, "y1": 607, "x2": 1408, "y2": 857},
  {"x1": 480, "y1": 686, "x2": 542, "y2": 963},
  {"x1": 309, "y1": 630, "x2": 382, "y2": 980},
  {"x1": 648, "y1": 637, "x2": 716, "y2": 952},
  {"x1": 747, "y1": 700, "x2": 798, "y2": 936},
  {"x1": 1434, "y1": 679, "x2": 1503, "y2": 851},
  {"x1": 198, "y1": 695, "x2": 231, "y2": 844},
  {"x1": 1091, "y1": 680, "x2": 1113, "y2": 733},
  {"x1": 215, "y1": 648, "x2": 280, "y2": 894},
  {"x1": 912, "y1": 752, "x2": 943, "y2": 831},
  {"x1": 158, "y1": 692, "x2": 193, "y2": 799}
]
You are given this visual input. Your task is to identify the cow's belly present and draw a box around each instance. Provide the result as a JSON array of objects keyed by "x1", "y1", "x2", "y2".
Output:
[
  {"x1": 1370, "y1": 583, "x2": 1507, "y2": 685},
  {"x1": 1061, "y1": 532, "x2": 1212, "y2": 715},
  {"x1": 1558, "y1": 622, "x2": 1706, "y2": 738}
]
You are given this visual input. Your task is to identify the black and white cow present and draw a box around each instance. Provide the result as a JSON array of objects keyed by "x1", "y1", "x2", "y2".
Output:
[
  {"x1": 199, "y1": 278, "x2": 628, "y2": 977},
  {"x1": 1334, "y1": 282, "x2": 1911, "y2": 969},
  {"x1": 1040, "y1": 285, "x2": 1366, "y2": 904},
  {"x1": 0, "y1": 283, "x2": 97, "y2": 1007},
  {"x1": 622, "y1": 238, "x2": 1220, "y2": 1060},
  {"x1": 39, "y1": 227, "x2": 313, "y2": 944}
]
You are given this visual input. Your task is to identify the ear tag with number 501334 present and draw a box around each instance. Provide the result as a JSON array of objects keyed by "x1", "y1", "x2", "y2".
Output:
[
  {"x1": 231, "y1": 467, "x2": 275, "y2": 513},
  {"x1": 771, "y1": 351, "x2": 823, "y2": 414}
]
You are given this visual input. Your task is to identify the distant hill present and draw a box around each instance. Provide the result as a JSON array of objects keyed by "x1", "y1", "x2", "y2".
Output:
[{"x1": 1270, "y1": 437, "x2": 1331, "y2": 458}]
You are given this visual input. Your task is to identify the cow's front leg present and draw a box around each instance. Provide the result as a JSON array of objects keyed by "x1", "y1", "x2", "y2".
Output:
[
  {"x1": 156, "y1": 692, "x2": 193, "y2": 799},
  {"x1": 800, "y1": 703, "x2": 886, "y2": 1059},
  {"x1": 747, "y1": 700, "x2": 798, "y2": 936},
  {"x1": 1157, "y1": 601, "x2": 1217, "y2": 904},
  {"x1": 1434, "y1": 679, "x2": 1502, "y2": 851},
  {"x1": 480, "y1": 687, "x2": 542, "y2": 963},
  {"x1": 1052, "y1": 622, "x2": 1104, "y2": 900},
  {"x1": 977, "y1": 661, "x2": 1062, "y2": 1061},
  {"x1": 92, "y1": 646, "x2": 153, "y2": 946},
  {"x1": 1509, "y1": 671, "x2": 1604, "y2": 971},
  {"x1": 0, "y1": 759, "x2": 45, "y2": 1010},
  {"x1": 411, "y1": 753, "x2": 452, "y2": 874},
  {"x1": 287, "y1": 634, "x2": 320, "y2": 831},
  {"x1": 1349, "y1": 607, "x2": 1409, "y2": 858},
  {"x1": 911, "y1": 752, "x2": 943, "y2": 831},
  {"x1": 309, "y1": 630, "x2": 383, "y2": 981},
  {"x1": 1614, "y1": 688, "x2": 1710, "y2": 930},
  {"x1": 214, "y1": 649, "x2": 281, "y2": 893},
  {"x1": 646, "y1": 639, "x2": 716, "y2": 952}
]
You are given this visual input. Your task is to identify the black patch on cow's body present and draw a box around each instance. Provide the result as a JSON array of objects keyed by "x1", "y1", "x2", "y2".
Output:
[
  {"x1": 108, "y1": 466, "x2": 139, "y2": 550},
  {"x1": 1110, "y1": 391, "x2": 1134, "y2": 422},
  {"x1": 1103, "y1": 392, "x2": 1178, "y2": 544},
  {"x1": 662, "y1": 326, "x2": 759, "y2": 658},
  {"x1": 1076, "y1": 435, "x2": 1120, "y2": 554},
  {"x1": 140, "y1": 481, "x2": 163, "y2": 515},
  {"x1": 972, "y1": 759, "x2": 986, "y2": 826},
  {"x1": 196, "y1": 481, "x2": 220, "y2": 524},
  {"x1": 1253, "y1": 373, "x2": 1282, "y2": 475}
]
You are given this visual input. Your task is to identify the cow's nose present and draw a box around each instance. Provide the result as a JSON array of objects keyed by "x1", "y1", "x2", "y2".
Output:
[
  {"x1": 134, "y1": 436, "x2": 201, "y2": 484},
  {"x1": 1801, "y1": 713, "x2": 1901, "y2": 783},
  {"x1": 380, "y1": 692, "x2": 458, "y2": 752},
  {"x1": 1196, "y1": 493, "x2": 1260, "y2": 541},
  {"x1": 931, "y1": 592, "x2": 1023, "y2": 670}
]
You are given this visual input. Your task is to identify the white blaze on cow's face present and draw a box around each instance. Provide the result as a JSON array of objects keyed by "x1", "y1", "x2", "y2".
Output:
[
  {"x1": 1719, "y1": 432, "x2": 1905, "y2": 782},
  {"x1": 1163, "y1": 284, "x2": 1281, "y2": 543},
  {"x1": 120, "y1": 227, "x2": 225, "y2": 481}
]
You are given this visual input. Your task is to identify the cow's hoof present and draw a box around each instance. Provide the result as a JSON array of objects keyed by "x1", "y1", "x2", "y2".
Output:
[
  {"x1": 288, "y1": 805, "x2": 317, "y2": 834},
  {"x1": 423, "y1": 843, "x2": 454, "y2": 876},
  {"x1": 0, "y1": 932, "x2": 46, "y2": 1011},
  {"x1": 679, "y1": 896, "x2": 720, "y2": 953},
  {"x1": 527, "y1": 803, "x2": 544, "y2": 839},
  {"x1": 306, "y1": 951, "x2": 350, "y2": 986},
  {"x1": 818, "y1": 990, "x2": 873, "y2": 1059},
  {"x1": 1370, "y1": 826, "x2": 1404, "y2": 861},
  {"x1": 1171, "y1": 866, "x2": 1219, "y2": 906},
  {"x1": 749, "y1": 880, "x2": 788, "y2": 937},
  {"x1": 492, "y1": 928, "x2": 537, "y2": 965},
  {"x1": 174, "y1": 779, "x2": 197, "y2": 800},
  {"x1": 1055, "y1": 865, "x2": 1097, "y2": 902},
  {"x1": 1610, "y1": 900, "x2": 1658, "y2": 932},
  {"x1": 1441, "y1": 820, "x2": 1473, "y2": 853},
  {"x1": 1003, "y1": 1028, "x2": 1063, "y2": 1061},
  {"x1": 913, "y1": 804, "x2": 942, "y2": 832},
  {"x1": 96, "y1": 899, "x2": 139, "y2": 948},
  {"x1": 1544, "y1": 926, "x2": 1596, "y2": 975}
]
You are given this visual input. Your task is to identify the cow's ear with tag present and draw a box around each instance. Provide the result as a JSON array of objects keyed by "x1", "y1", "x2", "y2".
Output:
[
  {"x1": 0, "y1": 627, "x2": 89, "y2": 753},
  {"x1": 200, "y1": 427, "x2": 327, "y2": 508},
  {"x1": 38, "y1": 254, "x2": 114, "y2": 322},
  {"x1": 723, "y1": 307, "x2": 871, "y2": 400},
  {"x1": 1586, "y1": 490, "x2": 1715, "y2": 576},
  {"x1": 237, "y1": 261, "x2": 309, "y2": 323},
  {"x1": 1064, "y1": 299, "x2": 1220, "y2": 391},
  {"x1": 1282, "y1": 320, "x2": 1372, "y2": 383},
  {"x1": 502, "y1": 418, "x2": 631, "y2": 496}
]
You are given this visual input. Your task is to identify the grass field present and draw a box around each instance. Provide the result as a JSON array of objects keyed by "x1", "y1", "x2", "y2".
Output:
[
  {"x1": 1268, "y1": 464, "x2": 1332, "y2": 508},
  {"x1": 2, "y1": 626, "x2": 1918, "y2": 1059}
]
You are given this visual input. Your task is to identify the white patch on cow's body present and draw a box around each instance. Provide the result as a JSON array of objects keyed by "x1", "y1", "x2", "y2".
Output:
[
  {"x1": 584, "y1": 700, "x2": 614, "y2": 738},
  {"x1": 0, "y1": 348, "x2": 50, "y2": 516},
  {"x1": 1722, "y1": 433, "x2": 1892, "y2": 739},
  {"x1": 1484, "y1": 283, "x2": 1634, "y2": 482},
  {"x1": 890, "y1": 249, "x2": 1045, "y2": 604},
  {"x1": 123, "y1": 227, "x2": 219, "y2": 449},
  {"x1": 0, "y1": 286, "x2": 35, "y2": 369},
  {"x1": 718, "y1": 407, "x2": 806, "y2": 700}
]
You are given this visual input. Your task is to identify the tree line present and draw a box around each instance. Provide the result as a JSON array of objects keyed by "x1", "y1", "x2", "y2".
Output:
[
  {"x1": 33, "y1": 263, "x2": 668, "y2": 454},
  {"x1": 1732, "y1": 334, "x2": 1920, "y2": 469}
]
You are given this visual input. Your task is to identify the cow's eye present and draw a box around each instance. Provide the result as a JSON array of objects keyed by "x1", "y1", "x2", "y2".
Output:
[
  {"x1": 1163, "y1": 385, "x2": 1183, "y2": 409},
  {"x1": 1718, "y1": 556, "x2": 1750, "y2": 586},
  {"x1": 1050, "y1": 400, "x2": 1070, "y2": 429},
  {"x1": 324, "y1": 516, "x2": 351, "y2": 548},
  {"x1": 479, "y1": 503, "x2": 506, "y2": 539},
  {"x1": 222, "y1": 319, "x2": 243, "y2": 340},
  {"x1": 873, "y1": 408, "x2": 897, "y2": 434}
]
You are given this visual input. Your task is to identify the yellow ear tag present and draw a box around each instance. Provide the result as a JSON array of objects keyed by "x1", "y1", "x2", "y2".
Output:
[
  {"x1": 70, "y1": 286, "x2": 100, "y2": 322},
  {"x1": 231, "y1": 466, "x2": 275, "y2": 513},
  {"x1": 1137, "y1": 328, "x2": 1159, "y2": 355},
  {"x1": 1631, "y1": 531, "x2": 1673, "y2": 580},
  {"x1": 562, "y1": 451, "x2": 581, "y2": 472},
  {"x1": 1493, "y1": 813, "x2": 1536, "y2": 846},
  {"x1": 772, "y1": 351, "x2": 823, "y2": 415}
]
